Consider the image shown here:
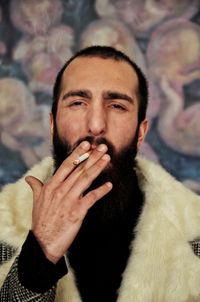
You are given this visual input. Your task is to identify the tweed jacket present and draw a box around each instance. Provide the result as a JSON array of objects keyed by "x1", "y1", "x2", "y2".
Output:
[{"x1": 0, "y1": 156, "x2": 200, "y2": 302}]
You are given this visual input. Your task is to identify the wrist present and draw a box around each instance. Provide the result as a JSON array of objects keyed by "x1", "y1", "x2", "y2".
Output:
[
  {"x1": 18, "y1": 231, "x2": 68, "y2": 293},
  {"x1": 32, "y1": 231, "x2": 63, "y2": 264}
]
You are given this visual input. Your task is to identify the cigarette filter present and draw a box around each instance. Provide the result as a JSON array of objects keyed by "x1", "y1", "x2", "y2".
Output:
[{"x1": 73, "y1": 152, "x2": 90, "y2": 165}]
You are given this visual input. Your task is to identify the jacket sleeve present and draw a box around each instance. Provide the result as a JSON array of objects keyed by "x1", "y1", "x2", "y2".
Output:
[
  {"x1": 0, "y1": 255, "x2": 56, "y2": 301},
  {"x1": 0, "y1": 232, "x2": 67, "y2": 301}
]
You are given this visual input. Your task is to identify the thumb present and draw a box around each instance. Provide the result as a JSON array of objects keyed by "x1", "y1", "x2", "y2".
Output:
[{"x1": 25, "y1": 175, "x2": 43, "y2": 200}]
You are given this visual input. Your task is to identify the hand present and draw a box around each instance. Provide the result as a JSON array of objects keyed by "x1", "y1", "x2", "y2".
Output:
[{"x1": 25, "y1": 141, "x2": 112, "y2": 263}]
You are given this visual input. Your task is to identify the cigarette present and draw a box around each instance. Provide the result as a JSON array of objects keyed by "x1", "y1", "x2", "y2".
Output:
[{"x1": 73, "y1": 152, "x2": 90, "y2": 165}]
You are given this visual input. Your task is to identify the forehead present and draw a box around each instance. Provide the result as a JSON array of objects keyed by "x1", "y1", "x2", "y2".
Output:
[{"x1": 61, "y1": 56, "x2": 139, "y2": 93}]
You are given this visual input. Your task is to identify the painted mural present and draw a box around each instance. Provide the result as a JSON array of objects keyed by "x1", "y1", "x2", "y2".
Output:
[{"x1": 0, "y1": 0, "x2": 200, "y2": 194}]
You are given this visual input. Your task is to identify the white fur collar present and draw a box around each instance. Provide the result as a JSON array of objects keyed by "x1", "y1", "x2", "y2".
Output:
[{"x1": 1, "y1": 156, "x2": 200, "y2": 301}]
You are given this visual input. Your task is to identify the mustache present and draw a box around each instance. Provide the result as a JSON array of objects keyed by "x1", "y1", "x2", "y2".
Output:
[
  {"x1": 70, "y1": 136, "x2": 115, "y2": 157},
  {"x1": 53, "y1": 118, "x2": 138, "y2": 175},
  {"x1": 70, "y1": 135, "x2": 137, "y2": 169}
]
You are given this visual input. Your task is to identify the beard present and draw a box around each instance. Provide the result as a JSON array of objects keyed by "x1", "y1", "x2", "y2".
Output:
[{"x1": 52, "y1": 124, "x2": 142, "y2": 233}]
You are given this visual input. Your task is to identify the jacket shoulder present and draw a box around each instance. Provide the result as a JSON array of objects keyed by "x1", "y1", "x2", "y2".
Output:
[
  {"x1": 136, "y1": 156, "x2": 200, "y2": 239},
  {"x1": 0, "y1": 157, "x2": 54, "y2": 247}
]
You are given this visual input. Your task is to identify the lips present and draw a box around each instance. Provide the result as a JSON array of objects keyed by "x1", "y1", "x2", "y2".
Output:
[{"x1": 91, "y1": 144, "x2": 98, "y2": 150}]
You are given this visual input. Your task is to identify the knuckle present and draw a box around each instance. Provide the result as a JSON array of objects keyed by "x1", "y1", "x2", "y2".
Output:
[
  {"x1": 68, "y1": 211, "x2": 78, "y2": 223},
  {"x1": 68, "y1": 208, "x2": 83, "y2": 223},
  {"x1": 61, "y1": 155, "x2": 72, "y2": 167},
  {"x1": 89, "y1": 190, "x2": 98, "y2": 201},
  {"x1": 53, "y1": 188, "x2": 63, "y2": 200},
  {"x1": 82, "y1": 170, "x2": 90, "y2": 180},
  {"x1": 96, "y1": 159, "x2": 105, "y2": 169},
  {"x1": 44, "y1": 182, "x2": 51, "y2": 191},
  {"x1": 62, "y1": 159, "x2": 69, "y2": 169},
  {"x1": 79, "y1": 208, "x2": 88, "y2": 218},
  {"x1": 77, "y1": 164, "x2": 85, "y2": 173}
]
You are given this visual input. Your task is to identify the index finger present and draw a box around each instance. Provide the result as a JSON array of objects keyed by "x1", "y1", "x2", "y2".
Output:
[{"x1": 52, "y1": 141, "x2": 91, "y2": 185}]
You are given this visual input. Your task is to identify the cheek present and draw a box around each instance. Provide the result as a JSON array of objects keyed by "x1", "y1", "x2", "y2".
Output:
[
  {"x1": 109, "y1": 117, "x2": 138, "y2": 150},
  {"x1": 56, "y1": 114, "x2": 85, "y2": 145}
]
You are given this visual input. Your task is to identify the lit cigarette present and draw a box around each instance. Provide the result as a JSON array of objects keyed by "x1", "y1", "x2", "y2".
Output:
[{"x1": 73, "y1": 152, "x2": 90, "y2": 165}]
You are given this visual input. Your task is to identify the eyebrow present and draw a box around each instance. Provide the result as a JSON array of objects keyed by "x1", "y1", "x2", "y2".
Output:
[
  {"x1": 62, "y1": 90, "x2": 92, "y2": 100},
  {"x1": 62, "y1": 89, "x2": 134, "y2": 104},
  {"x1": 103, "y1": 91, "x2": 134, "y2": 104}
]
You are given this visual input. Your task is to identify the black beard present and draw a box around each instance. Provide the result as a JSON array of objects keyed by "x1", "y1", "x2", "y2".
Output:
[{"x1": 52, "y1": 124, "x2": 141, "y2": 231}]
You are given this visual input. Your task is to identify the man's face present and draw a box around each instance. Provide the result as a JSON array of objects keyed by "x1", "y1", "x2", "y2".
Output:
[{"x1": 50, "y1": 56, "x2": 148, "y2": 159}]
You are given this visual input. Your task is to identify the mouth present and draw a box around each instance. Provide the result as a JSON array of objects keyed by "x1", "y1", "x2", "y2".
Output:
[{"x1": 91, "y1": 144, "x2": 98, "y2": 150}]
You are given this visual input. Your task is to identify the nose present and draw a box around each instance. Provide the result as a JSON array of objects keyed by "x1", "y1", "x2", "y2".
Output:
[{"x1": 87, "y1": 104, "x2": 106, "y2": 137}]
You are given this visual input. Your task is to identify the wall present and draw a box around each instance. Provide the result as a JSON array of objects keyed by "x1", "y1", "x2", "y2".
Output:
[{"x1": 0, "y1": 0, "x2": 199, "y2": 193}]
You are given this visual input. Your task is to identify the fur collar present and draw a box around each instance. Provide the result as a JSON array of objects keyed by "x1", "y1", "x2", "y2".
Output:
[{"x1": 1, "y1": 156, "x2": 200, "y2": 301}]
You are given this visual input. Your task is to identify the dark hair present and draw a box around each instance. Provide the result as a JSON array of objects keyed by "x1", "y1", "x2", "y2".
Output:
[{"x1": 52, "y1": 45, "x2": 148, "y2": 124}]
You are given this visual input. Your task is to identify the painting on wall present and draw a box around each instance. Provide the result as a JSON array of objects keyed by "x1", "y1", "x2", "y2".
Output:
[{"x1": 0, "y1": 0, "x2": 200, "y2": 194}]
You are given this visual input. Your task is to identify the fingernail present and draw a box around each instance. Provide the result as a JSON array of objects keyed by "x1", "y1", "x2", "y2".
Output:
[
  {"x1": 102, "y1": 154, "x2": 110, "y2": 161},
  {"x1": 106, "y1": 182, "x2": 113, "y2": 189},
  {"x1": 81, "y1": 141, "x2": 90, "y2": 150},
  {"x1": 97, "y1": 144, "x2": 107, "y2": 152}
]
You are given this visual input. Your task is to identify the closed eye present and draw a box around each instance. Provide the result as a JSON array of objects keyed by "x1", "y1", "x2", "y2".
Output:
[
  {"x1": 69, "y1": 100, "x2": 85, "y2": 107},
  {"x1": 110, "y1": 103, "x2": 126, "y2": 111}
]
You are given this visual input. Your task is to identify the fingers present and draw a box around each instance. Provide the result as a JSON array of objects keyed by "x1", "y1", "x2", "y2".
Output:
[
  {"x1": 59, "y1": 144, "x2": 109, "y2": 194},
  {"x1": 25, "y1": 175, "x2": 43, "y2": 200},
  {"x1": 73, "y1": 182, "x2": 113, "y2": 218},
  {"x1": 27, "y1": 142, "x2": 113, "y2": 262},
  {"x1": 78, "y1": 144, "x2": 108, "y2": 170},
  {"x1": 51, "y1": 141, "x2": 91, "y2": 186},
  {"x1": 68, "y1": 153, "x2": 111, "y2": 198}
]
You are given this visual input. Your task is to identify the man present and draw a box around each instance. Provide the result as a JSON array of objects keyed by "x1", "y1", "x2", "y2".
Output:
[{"x1": 0, "y1": 46, "x2": 200, "y2": 302}]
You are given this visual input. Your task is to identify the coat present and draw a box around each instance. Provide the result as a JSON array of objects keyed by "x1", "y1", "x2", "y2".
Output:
[{"x1": 0, "y1": 156, "x2": 200, "y2": 302}]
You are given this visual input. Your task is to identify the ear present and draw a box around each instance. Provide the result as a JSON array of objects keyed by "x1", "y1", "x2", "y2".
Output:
[
  {"x1": 49, "y1": 113, "x2": 54, "y2": 138},
  {"x1": 137, "y1": 118, "x2": 149, "y2": 149}
]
